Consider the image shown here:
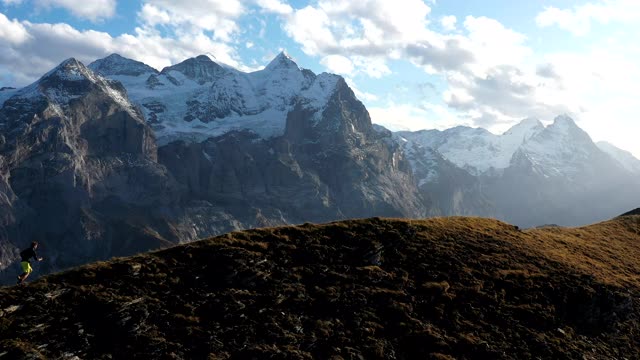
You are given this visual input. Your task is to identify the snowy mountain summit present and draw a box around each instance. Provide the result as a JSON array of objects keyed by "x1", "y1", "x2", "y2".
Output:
[
  {"x1": 157, "y1": 55, "x2": 224, "y2": 85},
  {"x1": 396, "y1": 114, "x2": 640, "y2": 226},
  {"x1": 264, "y1": 51, "x2": 299, "y2": 71},
  {"x1": 89, "y1": 52, "x2": 341, "y2": 145},
  {"x1": 7, "y1": 57, "x2": 138, "y2": 117},
  {"x1": 597, "y1": 141, "x2": 640, "y2": 174},
  {"x1": 89, "y1": 53, "x2": 159, "y2": 77},
  {"x1": 397, "y1": 115, "x2": 626, "y2": 177}
]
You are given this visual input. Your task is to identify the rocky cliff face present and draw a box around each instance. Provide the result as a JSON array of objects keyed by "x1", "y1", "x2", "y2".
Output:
[
  {"x1": 0, "y1": 55, "x2": 427, "y2": 282},
  {"x1": 93, "y1": 51, "x2": 426, "y2": 224},
  {"x1": 0, "y1": 59, "x2": 182, "y2": 278},
  {"x1": 158, "y1": 77, "x2": 426, "y2": 233},
  {"x1": 394, "y1": 129, "x2": 496, "y2": 217},
  {"x1": 88, "y1": 53, "x2": 159, "y2": 78},
  {"x1": 89, "y1": 52, "x2": 345, "y2": 146}
]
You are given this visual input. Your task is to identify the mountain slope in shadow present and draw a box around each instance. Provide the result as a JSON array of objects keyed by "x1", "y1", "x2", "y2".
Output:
[{"x1": 1, "y1": 214, "x2": 639, "y2": 359}]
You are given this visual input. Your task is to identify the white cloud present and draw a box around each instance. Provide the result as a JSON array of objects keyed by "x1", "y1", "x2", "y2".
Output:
[
  {"x1": 317, "y1": 0, "x2": 431, "y2": 41},
  {"x1": 274, "y1": 1, "x2": 563, "y2": 131},
  {"x1": 36, "y1": 0, "x2": 117, "y2": 21},
  {"x1": 462, "y1": 16, "x2": 531, "y2": 73},
  {"x1": 536, "y1": 7, "x2": 592, "y2": 36},
  {"x1": 320, "y1": 53, "x2": 391, "y2": 79},
  {"x1": 442, "y1": 63, "x2": 572, "y2": 128},
  {"x1": 139, "y1": 0, "x2": 245, "y2": 41},
  {"x1": 441, "y1": 15, "x2": 456, "y2": 31},
  {"x1": 256, "y1": 0, "x2": 292, "y2": 15},
  {"x1": 404, "y1": 16, "x2": 548, "y2": 128},
  {"x1": 278, "y1": 2, "x2": 528, "y2": 81},
  {"x1": 280, "y1": 0, "x2": 433, "y2": 77},
  {"x1": 138, "y1": 3, "x2": 171, "y2": 26},
  {"x1": 2, "y1": 0, "x2": 116, "y2": 21},
  {"x1": 2, "y1": 0, "x2": 639, "y2": 158},
  {"x1": 320, "y1": 54, "x2": 354, "y2": 75},
  {"x1": 352, "y1": 56, "x2": 391, "y2": 78},
  {"x1": 344, "y1": 77, "x2": 378, "y2": 102},
  {"x1": 536, "y1": 0, "x2": 640, "y2": 36},
  {"x1": 368, "y1": 103, "x2": 431, "y2": 131},
  {"x1": 0, "y1": 13, "x2": 30, "y2": 44},
  {"x1": 0, "y1": 16, "x2": 245, "y2": 86},
  {"x1": 0, "y1": 0, "x2": 250, "y2": 85},
  {"x1": 283, "y1": 6, "x2": 335, "y2": 56},
  {"x1": 369, "y1": 102, "x2": 465, "y2": 132},
  {"x1": 290, "y1": 0, "x2": 432, "y2": 52},
  {"x1": 539, "y1": 45, "x2": 640, "y2": 157}
]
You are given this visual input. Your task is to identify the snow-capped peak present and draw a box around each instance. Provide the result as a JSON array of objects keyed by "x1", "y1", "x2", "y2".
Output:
[
  {"x1": 42, "y1": 58, "x2": 98, "y2": 83},
  {"x1": 78, "y1": 51, "x2": 347, "y2": 145},
  {"x1": 265, "y1": 51, "x2": 299, "y2": 71},
  {"x1": 506, "y1": 114, "x2": 610, "y2": 179},
  {"x1": 549, "y1": 114, "x2": 579, "y2": 131},
  {"x1": 502, "y1": 118, "x2": 544, "y2": 147},
  {"x1": 14, "y1": 58, "x2": 137, "y2": 115},
  {"x1": 160, "y1": 55, "x2": 226, "y2": 84},
  {"x1": 597, "y1": 141, "x2": 640, "y2": 174},
  {"x1": 543, "y1": 114, "x2": 593, "y2": 144},
  {"x1": 503, "y1": 118, "x2": 543, "y2": 137},
  {"x1": 397, "y1": 115, "x2": 603, "y2": 175},
  {"x1": 89, "y1": 53, "x2": 158, "y2": 77}
]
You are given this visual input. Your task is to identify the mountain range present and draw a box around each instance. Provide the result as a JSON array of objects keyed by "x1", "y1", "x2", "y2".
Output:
[
  {"x1": 398, "y1": 115, "x2": 640, "y2": 226},
  {"x1": 0, "y1": 52, "x2": 638, "y2": 280}
]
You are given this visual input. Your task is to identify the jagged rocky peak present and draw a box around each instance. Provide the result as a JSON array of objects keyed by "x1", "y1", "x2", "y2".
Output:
[
  {"x1": 502, "y1": 118, "x2": 545, "y2": 145},
  {"x1": 285, "y1": 75, "x2": 372, "y2": 143},
  {"x1": 445, "y1": 125, "x2": 491, "y2": 136},
  {"x1": 542, "y1": 114, "x2": 594, "y2": 144},
  {"x1": 504, "y1": 118, "x2": 544, "y2": 135},
  {"x1": 265, "y1": 51, "x2": 299, "y2": 71},
  {"x1": 547, "y1": 114, "x2": 585, "y2": 134},
  {"x1": 7, "y1": 57, "x2": 140, "y2": 122},
  {"x1": 161, "y1": 54, "x2": 226, "y2": 84},
  {"x1": 42, "y1": 58, "x2": 96, "y2": 83},
  {"x1": 14, "y1": 58, "x2": 100, "y2": 101},
  {"x1": 89, "y1": 53, "x2": 159, "y2": 77}
]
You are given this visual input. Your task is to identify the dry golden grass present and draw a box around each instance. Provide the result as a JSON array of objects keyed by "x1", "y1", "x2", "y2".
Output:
[
  {"x1": 524, "y1": 215, "x2": 640, "y2": 288},
  {"x1": 384, "y1": 214, "x2": 640, "y2": 289},
  {"x1": 1, "y1": 214, "x2": 639, "y2": 359}
]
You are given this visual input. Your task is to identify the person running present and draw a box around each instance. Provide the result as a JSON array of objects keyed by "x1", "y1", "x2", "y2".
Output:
[{"x1": 17, "y1": 241, "x2": 43, "y2": 284}]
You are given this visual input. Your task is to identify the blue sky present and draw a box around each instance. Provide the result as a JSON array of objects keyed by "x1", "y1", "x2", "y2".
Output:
[{"x1": 1, "y1": 0, "x2": 640, "y2": 157}]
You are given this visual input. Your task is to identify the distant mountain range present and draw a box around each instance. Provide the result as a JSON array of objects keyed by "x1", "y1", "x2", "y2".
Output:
[
  {"x1": 398, "y1": 115, "x2": 640, "y2": 226},
  {"x1": 0, "y1": 53, "x2": 638, "y2": 280}
]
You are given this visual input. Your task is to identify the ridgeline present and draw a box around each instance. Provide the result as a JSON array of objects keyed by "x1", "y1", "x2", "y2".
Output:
[{"x1": 1, "y1": 215, "x2": 640, "y2": 359}]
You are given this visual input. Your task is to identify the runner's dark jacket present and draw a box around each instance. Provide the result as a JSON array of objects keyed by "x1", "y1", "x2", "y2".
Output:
[{"x1": 20, "y1": 247, "x2": 38, "y2": 263}]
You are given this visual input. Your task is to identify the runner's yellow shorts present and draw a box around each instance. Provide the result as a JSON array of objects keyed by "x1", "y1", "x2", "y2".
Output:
[{"x1": 21, "y1": 261, "x2": 32, "y2": 274}]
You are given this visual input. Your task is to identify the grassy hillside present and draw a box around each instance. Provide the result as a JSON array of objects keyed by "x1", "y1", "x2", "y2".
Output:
[{"x1": 1, "y1": 215, "x2": 639, "y2": 359}]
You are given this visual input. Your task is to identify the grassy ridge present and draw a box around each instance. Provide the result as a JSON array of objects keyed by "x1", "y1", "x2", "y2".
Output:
[{"x1": 1, "y1": 215, "x2": 639, "y2": 359}]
